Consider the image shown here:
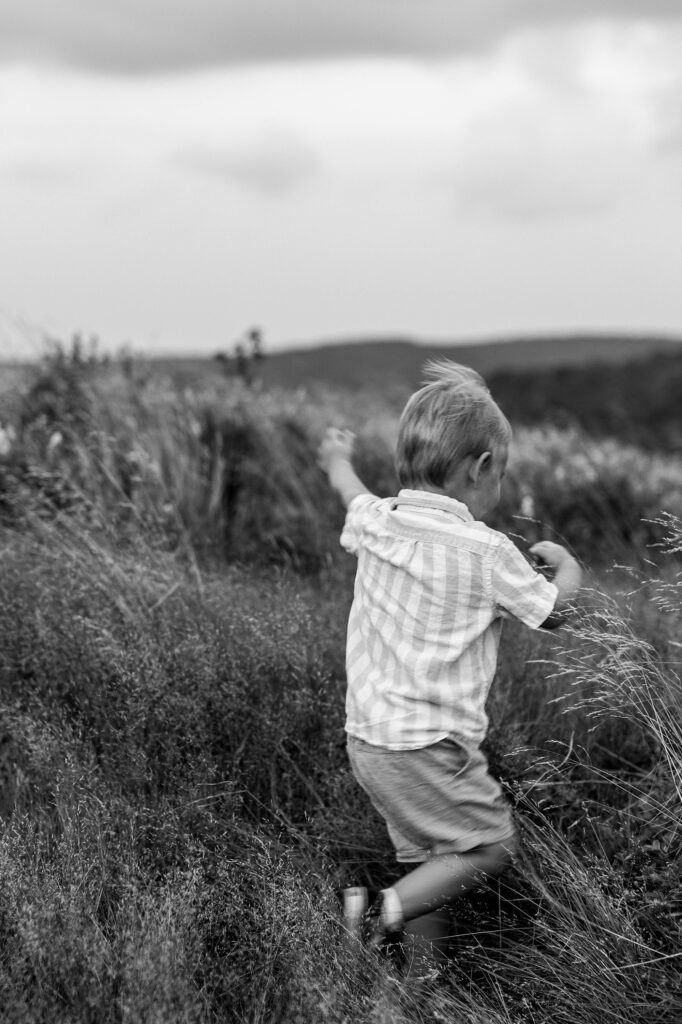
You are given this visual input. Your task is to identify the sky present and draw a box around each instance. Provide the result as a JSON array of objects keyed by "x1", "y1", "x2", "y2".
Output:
[{"x1": 1, "y1": 1, "x2": 682, "y2": 358}]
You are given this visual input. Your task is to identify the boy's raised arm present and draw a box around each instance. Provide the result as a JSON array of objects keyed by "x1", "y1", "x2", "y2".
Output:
[
  {"x1": 318, "y1": 427, "x2": 372, "y2": 509},
  {"x1": 530, "y1": 541, "x2": 583, "y2": 629}
]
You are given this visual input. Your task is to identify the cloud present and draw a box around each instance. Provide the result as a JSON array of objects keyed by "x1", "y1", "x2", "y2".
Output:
[
  {"x1": 452, "y1": 129, "x2": 617, "y2": 222},
  {"x1": 175, "y1": 130, "x2": 320, "y2": 194},
  {"x1": 1, "y1": 0, "x2": 681, "y2": 73},
  {"x1": 651, "y1": 70, "x2": 682, "y2": 157},
  {"x1": 0, "y1": 159, "x2": 82, "y2": 187},
  {"x1": 447, "y1": 50, "x2": 648, "y2": 223}
]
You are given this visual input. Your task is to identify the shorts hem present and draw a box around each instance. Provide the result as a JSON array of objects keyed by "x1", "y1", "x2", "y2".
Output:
[{"x1": 394, "y1": 826, "x2": 517, "y2": 864}]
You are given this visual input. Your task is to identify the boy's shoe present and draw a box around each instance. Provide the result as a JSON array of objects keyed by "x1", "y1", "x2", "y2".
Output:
[
  {"x1": 361, "y1": 888, "x2": 405, "y2": 951},
  {"x1": 342, "y1": 886, "x2": 369, "y2": 943}
]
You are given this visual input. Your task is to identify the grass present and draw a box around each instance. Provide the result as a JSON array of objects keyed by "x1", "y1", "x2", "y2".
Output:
[{"x1": 0, "y1": 345, "x2": 680, "y2": 1021}]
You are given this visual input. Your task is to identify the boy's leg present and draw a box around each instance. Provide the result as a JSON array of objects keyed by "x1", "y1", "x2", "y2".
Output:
[
  {"x1": 402, "y1": 907, "x2": 453, "y2": 977},
  {"x1": 393, "y1": 840, "x2": 515, "y2": 922},
  {"x1": 347, "y1": 735, "x2": 517, "y2": 966},
  {"x1": 387, "y1": 841, "x2": 514, "y2": 979}
]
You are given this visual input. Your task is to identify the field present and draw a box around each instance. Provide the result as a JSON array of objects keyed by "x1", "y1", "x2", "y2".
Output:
[{"x1": 0, "y1": 343, "x2": 681, "y2": 1023}]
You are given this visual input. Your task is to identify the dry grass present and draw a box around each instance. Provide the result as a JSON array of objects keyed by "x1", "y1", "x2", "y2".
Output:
[{"x1": 0, "y1": 348, "x2": 680, "y2": 1021}]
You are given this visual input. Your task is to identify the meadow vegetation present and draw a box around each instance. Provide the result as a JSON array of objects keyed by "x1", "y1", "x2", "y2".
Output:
[{"x1": 0, "y1": 343, "x2": 680, "y2": 1022}]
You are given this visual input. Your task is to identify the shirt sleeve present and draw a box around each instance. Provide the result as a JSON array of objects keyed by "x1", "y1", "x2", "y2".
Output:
[
  {"x1": 339, "y1": 493, "x2": 383, "y2": 556},
  {"x1": 490, "y1": 534, "x2": 559, "y2": 629}
]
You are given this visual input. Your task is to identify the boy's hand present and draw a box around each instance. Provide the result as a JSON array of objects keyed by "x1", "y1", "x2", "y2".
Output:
[
  {"x1": 529, "y1": 541, "x2": 572, "y2": 570},
  {"x1": 318, "y1": 427, "x2": 356, "y2": 475},
  {"x1": 530, "y1": 541, "x2": 583, "y2": 627},
  {"x1": 318, "y1": 427, "x2": 370, "y2": 508}
]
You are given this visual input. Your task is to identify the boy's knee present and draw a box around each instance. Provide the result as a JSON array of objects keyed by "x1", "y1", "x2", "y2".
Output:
[{"x1": 472, "y1": 838, "x2": 517, "y2": 876}]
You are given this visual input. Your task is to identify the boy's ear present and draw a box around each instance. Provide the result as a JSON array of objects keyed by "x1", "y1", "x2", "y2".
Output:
[{"x1": 469, "y1": 451, "x2": 492, "y2": 483}]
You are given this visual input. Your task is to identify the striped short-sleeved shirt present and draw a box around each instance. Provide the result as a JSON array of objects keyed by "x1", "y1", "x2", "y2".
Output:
[{"x1": 340, "y1": 489, "x2": 558, "y2": 750}]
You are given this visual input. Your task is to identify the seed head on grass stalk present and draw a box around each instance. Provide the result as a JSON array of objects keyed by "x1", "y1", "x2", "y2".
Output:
[
  {"x1": 551, "y1": 595, "x2": 682, "y2": 807},
  {"x1": 454, "y1": 810, "x2": 682, "y2": 1024}
]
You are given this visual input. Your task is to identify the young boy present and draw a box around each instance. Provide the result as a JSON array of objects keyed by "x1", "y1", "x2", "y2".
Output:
[{"x1": 319, "y1": 361, "x2": 582, "y2": 972}]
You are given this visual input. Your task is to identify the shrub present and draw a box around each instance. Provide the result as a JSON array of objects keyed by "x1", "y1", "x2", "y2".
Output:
[{"x1": 495, "y1": 426, "x2": 682, "y2": 565}]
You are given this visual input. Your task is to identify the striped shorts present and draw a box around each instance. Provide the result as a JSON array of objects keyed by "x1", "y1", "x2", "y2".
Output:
[{"x1": 347, "y1": 733, "x2": 515, "y2": 863}]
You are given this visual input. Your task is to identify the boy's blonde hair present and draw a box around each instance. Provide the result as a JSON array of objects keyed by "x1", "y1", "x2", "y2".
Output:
[{"x1": 395, "y1": 360, "x2": 511, "y2": 489}]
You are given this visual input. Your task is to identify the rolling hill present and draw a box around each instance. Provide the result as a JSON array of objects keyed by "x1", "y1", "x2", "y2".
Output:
[
  {"x1": 258, "y1": 333, "x2": 681, "y2": 395},
  {"x1": 255, "y1": 333, "x2": 682, "y2": 451}
]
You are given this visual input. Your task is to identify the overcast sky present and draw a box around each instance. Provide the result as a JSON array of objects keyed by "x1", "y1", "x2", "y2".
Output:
[{"x1": 2, "y1": 1, "x2": 682, "y2": 357}]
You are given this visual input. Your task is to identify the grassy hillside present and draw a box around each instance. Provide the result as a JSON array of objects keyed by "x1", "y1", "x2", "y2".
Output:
[
  {"x1": 258, "y1": 333, "x2": 681, "y2": 395},
  {"x1": 0, "y1": 346, "x2": 680, "y2": 1022},
  {"x1": 141, "y1": 334, "x2": 682, "y2": 453},
  {"x1": 94, "y1": 333, "x2": 682, "y2": 401}
]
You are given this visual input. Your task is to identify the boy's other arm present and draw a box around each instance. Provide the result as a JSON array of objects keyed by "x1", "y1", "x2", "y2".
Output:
[
  {"x1": 318, "y1": 427, "x2": 372, "y2": 509},
  {"x1": 529, "y1": 541, "x2": 583, "y2": 630}
]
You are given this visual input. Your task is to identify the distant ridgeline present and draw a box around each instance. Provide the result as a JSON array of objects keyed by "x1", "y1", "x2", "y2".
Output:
[
  {"x1": 488, "y1": 350, "x2": 682, "y2": 453},
  {"x1": 262, "y1": 335, "x2": 682, "y2": 452}
]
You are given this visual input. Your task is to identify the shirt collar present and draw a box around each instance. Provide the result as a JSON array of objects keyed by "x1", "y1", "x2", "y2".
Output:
[{"x1": 392, "y1": 489, "x2": 474, "y2": 522}]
